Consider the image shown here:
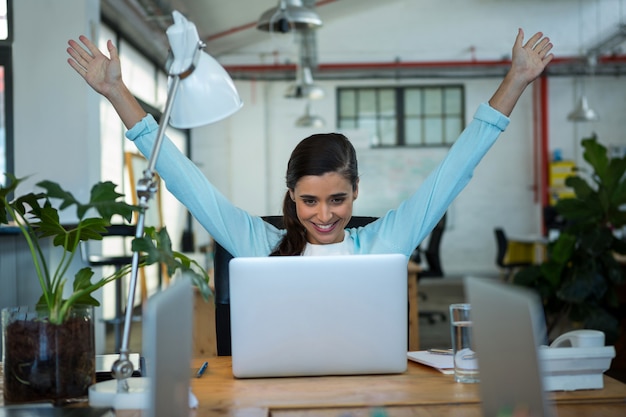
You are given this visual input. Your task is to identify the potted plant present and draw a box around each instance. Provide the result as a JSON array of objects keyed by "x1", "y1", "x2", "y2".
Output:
[
  {"x1": 0, "y1": 174, "x2": 210, "y2": 404},
  {"x1": 514, "y1": 135, "x2": 626, "y2": 346}
]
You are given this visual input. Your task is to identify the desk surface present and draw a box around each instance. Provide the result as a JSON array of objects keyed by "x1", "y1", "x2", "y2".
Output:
[
  {"x1": 184, "y1": 357, "x2": 626, "y2": 417},
  {"x1": 3, "y1": 358, "x2": 626, "y2": 416}
]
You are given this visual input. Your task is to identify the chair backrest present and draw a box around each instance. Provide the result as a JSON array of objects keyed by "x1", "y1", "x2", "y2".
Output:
[
  {"x1": 212, "y1": 215, "x2": 378, "y2": 356},
  {"x1": 494, "y1": 227, "x2": 508, "y2": 268},
  {"x1": 412, "y1": 212, "x2": 446, "y2": 278}
]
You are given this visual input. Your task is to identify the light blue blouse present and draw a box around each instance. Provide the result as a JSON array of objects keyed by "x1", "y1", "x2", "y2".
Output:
[{"x1": 126, "y1": 102, "x2": 509, "y2": 259}]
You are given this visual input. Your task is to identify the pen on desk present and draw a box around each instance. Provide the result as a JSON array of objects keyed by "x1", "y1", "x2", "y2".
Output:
[
  {"x1": 196, "y1": 361, "x2": 209, "y2": 378},
  {"x1": 428, "y1": 348, "x2": 453, "y2": 355}
]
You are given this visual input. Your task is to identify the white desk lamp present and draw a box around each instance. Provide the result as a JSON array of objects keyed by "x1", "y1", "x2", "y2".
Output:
[{"x1": 89, "y1": 10, "x2": 242, "y2": 409}]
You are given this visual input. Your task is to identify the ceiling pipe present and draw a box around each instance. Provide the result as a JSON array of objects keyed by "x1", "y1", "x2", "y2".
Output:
[{"x1": 222, "y1": 55, "x2": 626, "y2": 81}]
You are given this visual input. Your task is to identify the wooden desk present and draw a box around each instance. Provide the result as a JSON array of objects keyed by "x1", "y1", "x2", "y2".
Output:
[
  {"x1": 187, "y1": 357, "x2": 626, "y2": 416},
  {"x1": 3, "y1": 359, "x2": 626, "y2": 416},
  {"x1": 407, "y1": 260, "x2": 420, "y2": 351}
]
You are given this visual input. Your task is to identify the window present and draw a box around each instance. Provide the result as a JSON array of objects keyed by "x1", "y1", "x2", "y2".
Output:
[
  {"x1": 0, "y1": 0, "x2": 11, "y2": 185},
  {"x1": 337, "y1": 85, "x2": 464, "y2": 147}
]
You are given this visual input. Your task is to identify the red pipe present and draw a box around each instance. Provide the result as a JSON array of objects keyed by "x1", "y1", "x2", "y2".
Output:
[
  {"x1": 539, "y1": 77, "x2": 551, "y2": 214},
  {"x1": 532, "y1": 75, "x2": 550, "y2": 235},
  {"x1": 222, "y1": 55, "x2": 626, "y2": 74}
]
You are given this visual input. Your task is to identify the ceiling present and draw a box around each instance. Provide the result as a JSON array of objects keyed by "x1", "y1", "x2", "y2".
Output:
[
  {"x1": 101, "y1": 0, "x2": 378, "y2": 65},
  {"x1": 101, "y1": 0, "x2": 626, "y2": 80}
]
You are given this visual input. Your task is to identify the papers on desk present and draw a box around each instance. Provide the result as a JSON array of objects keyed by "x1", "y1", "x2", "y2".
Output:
[{"x1": 407, "y1": 351, "x2": 454, "y2": 375}]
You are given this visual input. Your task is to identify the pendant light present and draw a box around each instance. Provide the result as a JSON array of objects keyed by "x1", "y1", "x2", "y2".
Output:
[
  {"x1": 257, "y1": 0, "x2": 322, "y2": 33},
  {"x1": 295, "y1": 101, "x2": 325, "y2": 128},
  {"x1": 285, "y1": 27, "x2": 324, "y2": 99},
  {"x1": 568, "y1": 0, "x2": 599, "y2": 122},
  {"x1": 567, "y1": 95, "x2": 599, "y2": 122}
]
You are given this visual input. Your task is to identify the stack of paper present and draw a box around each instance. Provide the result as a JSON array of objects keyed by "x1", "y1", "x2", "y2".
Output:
[{"x1": 407, "y1": 351, "x2": 454, "y2": 375}]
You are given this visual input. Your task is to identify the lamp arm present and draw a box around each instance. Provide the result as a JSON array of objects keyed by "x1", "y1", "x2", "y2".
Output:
[{"x1": 110, "y1": 73, "x2": 182, "y2": 392}]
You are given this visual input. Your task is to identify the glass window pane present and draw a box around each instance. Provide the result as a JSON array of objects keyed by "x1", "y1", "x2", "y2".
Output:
[
  {"x1": 424, "y1": 117, "x2": 443, "y2": 145},
  {"x1": 358, "y1": 89, "x2": 377, "y2": 116},
  {"x1": 444, "y1": 88, "x2": 462, "y2": 115},
  {"x1": 120, "y1": 40, "x2": 157, "y2": 107},
  {"x1": 424, "y1": 88, "x2": 442, "y2": 115},
  {"x1": 379, "y1": 117, "x2": 396, "y2": 146},
  {"x1": 339, "y1": 90, "x2": 356, "y2": 117},
  {"x1": 379, "y1": 89, "x2": 395, "y2": 117},
  {"x1": 444, "y1": 118, "x2": 463, "y2": 144},
  {"x1": 156, "y1": 71, "x2": 168, "y2": 111},
  {"x1": 405, "y1": 89, "x2": 422, "y2": 116},
  {"x1": 338, "y1": 118, "x2": 356, "y2": 129},
  {"x1": 358, "y1": 118, "x2": 378, "y2": 144},
  {"x1": 405, "y1": 118, "x2": 422, "y2": 145}
]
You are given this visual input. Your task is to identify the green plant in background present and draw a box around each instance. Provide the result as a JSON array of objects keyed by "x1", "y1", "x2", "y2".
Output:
[
  {"x1": 0, "y1": 174, "x2": 211, "y2": 325},
  {"x1": 514, "y1": 135, "x2": 626, "y2": 344}
]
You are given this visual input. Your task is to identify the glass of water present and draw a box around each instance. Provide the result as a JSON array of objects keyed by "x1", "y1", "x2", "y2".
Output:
[{"x1": 449, "y1": 303, "x2": 479, "y2": 383}]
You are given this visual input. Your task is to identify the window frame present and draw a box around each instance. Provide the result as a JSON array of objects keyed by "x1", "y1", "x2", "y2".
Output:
[
  {"x1": 0, "y1": 0, "x2": 13, "y2": 185},
  {"x1": 336, "y1": 84, "x2": 465, "y2": 148}
]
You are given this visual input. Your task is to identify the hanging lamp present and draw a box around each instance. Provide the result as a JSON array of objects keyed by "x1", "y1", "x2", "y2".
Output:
[
  {"x1": 295, "y1": 101, "x2": 325, "y2": 128},
  {"x1": 567, "y1": 95, "x2": 599, "y2": 122},
  {"x1": 257, "y1": 0, "x2": 322, "y2": 33}
]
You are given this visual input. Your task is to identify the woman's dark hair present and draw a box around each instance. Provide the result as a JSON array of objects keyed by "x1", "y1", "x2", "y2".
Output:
[{"x1": 270, "y1": 133, "x2": 359, "y2": 256}]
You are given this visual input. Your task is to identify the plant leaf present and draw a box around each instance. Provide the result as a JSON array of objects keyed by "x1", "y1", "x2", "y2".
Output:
[
  {"x1": 581, "y1": 136, "x2": 608, "y2": 183},
  {"x1": 86, "y1": 181, "x2": 137, "y2": 223}
]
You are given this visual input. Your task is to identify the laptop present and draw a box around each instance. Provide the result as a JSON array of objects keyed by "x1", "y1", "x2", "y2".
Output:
[
  {"x1": 465, "y1": 276, "x2": 557, "y2": 417},
  {"x1": 229, "y1": 254, "x2": 408, "y2": 378}
]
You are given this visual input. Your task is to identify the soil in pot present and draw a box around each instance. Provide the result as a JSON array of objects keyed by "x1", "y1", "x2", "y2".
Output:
[{"x1": 2, "y1": 306, "x2": 95, "y2": 405}]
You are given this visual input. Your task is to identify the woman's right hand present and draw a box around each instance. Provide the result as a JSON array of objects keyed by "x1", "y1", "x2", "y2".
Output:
[
  {"x1": 67, "y1": 36, "x2": 122, "y2": 98},
  {"x1": 66, "y1": 35, "x2": 147, "y2": 129}
]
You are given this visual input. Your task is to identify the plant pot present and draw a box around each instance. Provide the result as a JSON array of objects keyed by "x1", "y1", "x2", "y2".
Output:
[{"x1": 1, "y1": 305, "x2": 95, "y2": 405}]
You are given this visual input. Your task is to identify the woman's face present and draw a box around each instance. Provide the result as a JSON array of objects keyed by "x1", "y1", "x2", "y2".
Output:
[{"x1": 290, "y1": 172, "x2": 358, "y2": 245}]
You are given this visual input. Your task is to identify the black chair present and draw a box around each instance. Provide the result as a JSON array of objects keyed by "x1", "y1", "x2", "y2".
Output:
[
  {"x1": 494, "y1": 227, "x2": 532, "y2": 281},
  {"x1": 213, "y1": 215, "x2": 378, "y2": 356},
  {"x1": 410, "y1": 213, "x2": 447, "y2": 324}
]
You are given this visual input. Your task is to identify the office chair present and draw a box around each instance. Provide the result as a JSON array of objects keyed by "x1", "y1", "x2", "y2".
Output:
[
  {"x1": 494, "y1": 227, "x2": 532, "y2": 281},
  {"x1": 410, "y1": 212, "x2": 447, "y2": 324},
  {"x1": 213, "y1": 215, "x2": 378, "y2": 356}
]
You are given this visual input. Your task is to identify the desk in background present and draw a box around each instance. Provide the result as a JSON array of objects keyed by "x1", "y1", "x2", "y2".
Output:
[{"x1": 507, "y1": 234, "x2": 548, "y2": 265}]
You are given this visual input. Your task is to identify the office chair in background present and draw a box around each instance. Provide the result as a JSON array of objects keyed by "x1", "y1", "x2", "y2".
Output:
[
  {"x1": 212, "y1": 215, "x2": 378, "y2": 356},
  {"x1": 494, "y1": 227, "x2": 533, "y2": 281},
  {"x1": 410, "y1": 212, "x2": 447, "y2": 324}
]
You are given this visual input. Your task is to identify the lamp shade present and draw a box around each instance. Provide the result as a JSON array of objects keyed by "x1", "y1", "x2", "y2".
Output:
[
  {"x1": 165, "y1": 11, "x2": 243, "y2": 129},
  {"x1": 169, "y1": 52, "x2": 243, "y2": 129},
  {"x1": 567, "y1": 96, "x2": 599, "y2": 122},
  {"x1": 257, "y1": 0, "x2": 322, "y2": 33}
]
